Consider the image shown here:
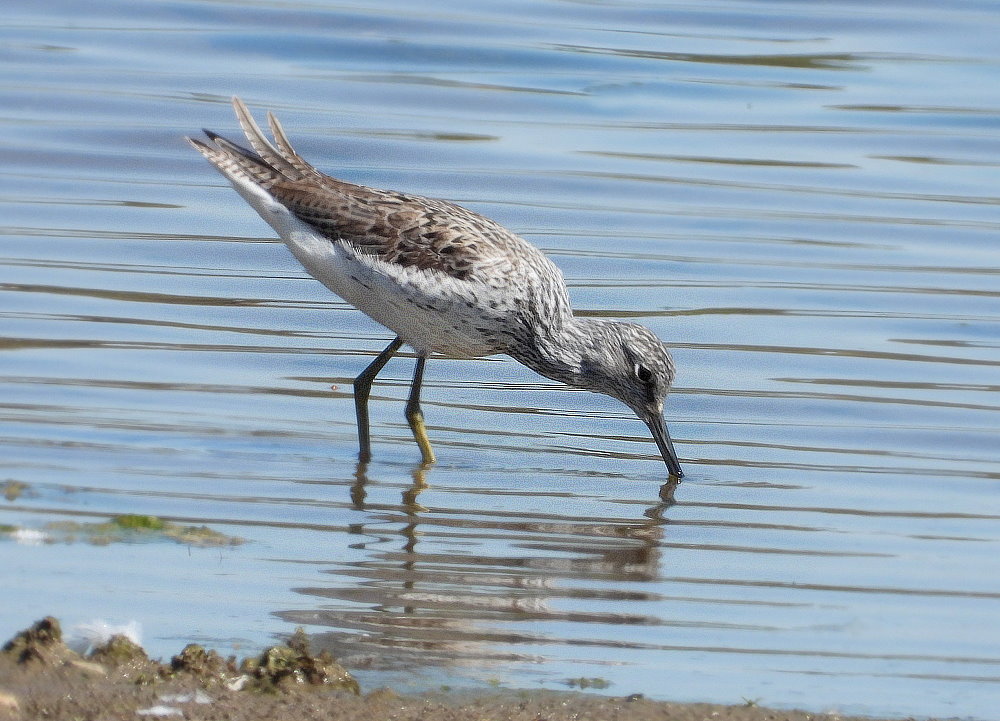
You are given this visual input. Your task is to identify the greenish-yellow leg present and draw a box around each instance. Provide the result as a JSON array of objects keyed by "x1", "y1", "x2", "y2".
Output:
[
  {"x1": 405, "y1": 355, "x2": 436, "y2": 465},
  {"x1": 354, "y1": 337, "x2": 404, "y2": 464}
]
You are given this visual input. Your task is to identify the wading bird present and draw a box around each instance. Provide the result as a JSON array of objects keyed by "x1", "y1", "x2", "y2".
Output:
[{"x1": 189, "y1": 98, "x2": 683, "y2": 478}]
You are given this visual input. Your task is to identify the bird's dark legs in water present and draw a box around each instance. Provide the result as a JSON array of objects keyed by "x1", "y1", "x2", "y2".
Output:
[{"x1": 354, "y1": 336, "x2": 403, "y2": 464}]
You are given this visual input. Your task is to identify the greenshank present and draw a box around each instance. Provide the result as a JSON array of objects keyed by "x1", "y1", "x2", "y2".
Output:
[{"x1": 188, "y1": 98, "x2": 683, "y2": 478}]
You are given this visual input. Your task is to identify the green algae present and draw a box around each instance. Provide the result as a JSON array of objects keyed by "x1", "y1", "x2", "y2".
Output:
[{"x1": 37, "y1": 514, "x2": 245, "y2": 547}]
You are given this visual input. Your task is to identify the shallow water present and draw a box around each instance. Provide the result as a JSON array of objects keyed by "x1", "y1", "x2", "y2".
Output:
[{"x1": 2, "y1": 0, "x2": 999, "y2": 718}]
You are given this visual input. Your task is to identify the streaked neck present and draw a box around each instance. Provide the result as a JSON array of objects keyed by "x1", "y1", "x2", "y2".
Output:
[{"x1": 508, "y1": 316, "x2": 613, "y2": 390}]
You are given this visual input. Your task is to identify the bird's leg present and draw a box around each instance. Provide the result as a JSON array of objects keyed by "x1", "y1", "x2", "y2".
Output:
[
  {"x1": 405, "y1": 355, "x2": 436, "y2": 466},
  {"x1": 354, "y1": 336, "x2": 404, "y2": 463}
]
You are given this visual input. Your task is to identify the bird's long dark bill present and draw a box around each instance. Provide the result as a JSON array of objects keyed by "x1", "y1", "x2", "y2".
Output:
[{"x1": 643, "y1": 413, "x2": 684, "y2": 479}]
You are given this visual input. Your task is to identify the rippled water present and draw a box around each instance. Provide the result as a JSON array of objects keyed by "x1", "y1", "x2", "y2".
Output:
[{"x1": 2, "y1": 1, "x2": 999, "y2": 718}]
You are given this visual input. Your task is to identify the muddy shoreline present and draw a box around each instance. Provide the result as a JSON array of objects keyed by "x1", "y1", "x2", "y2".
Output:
[{"x1": 0, "y1": 617, "x2": 927, "y2": 721}]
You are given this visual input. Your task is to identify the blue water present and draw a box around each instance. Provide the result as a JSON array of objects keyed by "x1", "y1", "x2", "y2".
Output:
[{"x1": 2, "y1": 1, "x2": 999, "y2": 718}]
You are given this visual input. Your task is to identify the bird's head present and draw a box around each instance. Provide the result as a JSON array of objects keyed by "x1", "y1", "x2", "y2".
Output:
[{"x1": 578, "y1": 322, "x2": 683, "y2": 478}]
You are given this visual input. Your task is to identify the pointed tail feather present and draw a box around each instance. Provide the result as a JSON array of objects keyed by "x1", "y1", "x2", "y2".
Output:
[
  {"x1": 186, "y1": 131, "x2": 282, "y2": 191},
  {"x1": 230, "y1": 97, "x2": 303, "y2": 179},
  {"x1": 267, "y1": 109, "x2": 324, "y2": 181},
  {"x1": 189, "y1": 96, "x2": 334, "y2": 194}
]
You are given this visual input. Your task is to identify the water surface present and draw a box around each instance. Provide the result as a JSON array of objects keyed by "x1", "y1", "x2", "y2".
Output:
[{"x1": 2, "y1": 1, "x2": 999, "y2": 718}]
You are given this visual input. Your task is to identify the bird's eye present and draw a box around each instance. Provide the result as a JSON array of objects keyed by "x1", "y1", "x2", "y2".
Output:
[{"x1": 634, "y1": 363, "x2": 653, "y2": 384}]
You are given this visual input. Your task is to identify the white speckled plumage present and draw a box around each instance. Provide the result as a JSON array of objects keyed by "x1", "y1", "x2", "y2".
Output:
[{"x1": 188, "y1": 97, "x2": 683, "y2": 477}]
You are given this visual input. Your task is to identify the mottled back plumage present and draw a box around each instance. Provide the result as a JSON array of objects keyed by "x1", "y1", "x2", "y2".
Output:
[{"x1": 192, "y1": 99, "x2": 547, "y2": 286}]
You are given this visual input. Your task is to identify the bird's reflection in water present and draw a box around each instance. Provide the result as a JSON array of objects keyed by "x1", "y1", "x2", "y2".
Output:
[
  {"x1": 650, "y1": 476, "x2": 680, "y2": 519},
  {"x1": 351, "y1": 460, "x2": 429, "y2": 513},
  {"x1": 291, "y1": 461, "x2": 680, "y2": 674}
]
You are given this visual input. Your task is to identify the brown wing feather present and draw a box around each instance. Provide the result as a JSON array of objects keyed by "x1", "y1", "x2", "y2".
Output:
[
  {"x1": 273, "y1": 181, "x2": 526, "y2": 282},
  {"x1": 193, "y1": 97, "x2": 531, "y2": 283}
]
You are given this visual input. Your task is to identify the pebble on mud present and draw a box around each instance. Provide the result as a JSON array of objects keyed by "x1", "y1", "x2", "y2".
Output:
[
  {"x1": 1, "y1": 617, "x2": 72, "y2": 666},
  {"x1": 239, "y1": 627, "x2": 359, "y2": 694}
]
